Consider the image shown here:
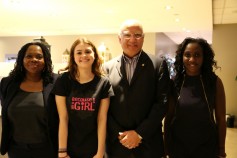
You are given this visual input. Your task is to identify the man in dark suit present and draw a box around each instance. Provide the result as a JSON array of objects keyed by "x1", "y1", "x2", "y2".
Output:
[{"x1": 104, "y1": 19, "x2": 170, "y2": 158}]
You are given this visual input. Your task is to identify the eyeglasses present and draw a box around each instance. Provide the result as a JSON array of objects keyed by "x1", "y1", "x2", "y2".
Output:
[{"x1": 121, "y1": 33, "x2": 144, "y2": 39}]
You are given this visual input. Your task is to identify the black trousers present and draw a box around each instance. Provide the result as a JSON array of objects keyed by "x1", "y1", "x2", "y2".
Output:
[
  {"x1": 8, "y1": 140, "x2": 56, "y2": 158},
  {"x1": 105, "y1": 153, "x2": 135, "y2": 158}
]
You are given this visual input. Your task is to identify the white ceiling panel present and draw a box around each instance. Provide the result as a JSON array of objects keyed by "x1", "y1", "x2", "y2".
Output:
[{"x1": 0, "y1": 0, "x2": 236, "y2": 44}]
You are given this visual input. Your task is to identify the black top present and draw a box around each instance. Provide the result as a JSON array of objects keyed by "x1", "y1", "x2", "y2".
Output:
[
  {"x1": 173, "y1": 75, "x2": 215, "y2": 150},
  {"x1": 8, "y1": 89, "x2": 47, "y2": 144},
  {"x1": 0, "y1": 74, "x2": 59, "y2": 157},
  {"x1": 52, "y1": 72, "x2": 113, "y2": 156}
]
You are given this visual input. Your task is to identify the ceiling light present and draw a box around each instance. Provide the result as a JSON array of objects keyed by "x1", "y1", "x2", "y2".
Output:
[
  {"x1": 175, "y1": 18, "x2": 180, "y2": 22},
  {"x1": 165, "y1": 5, "x2": 172, "y2": 10},
  {"x1": 3, "y1": 0, "x2": 20, "y2": 7}
]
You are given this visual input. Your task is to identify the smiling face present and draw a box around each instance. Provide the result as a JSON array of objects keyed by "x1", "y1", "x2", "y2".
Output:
[
  {"x1": 119, "y1": 20, "x2": 144, "y2": 58},
  {"x1": 23, "y1": 45, "x2": 45, "y2": 75},
  {"x1": 183, "y1": 42, "x2": 203, "y2": 76},
  {"x1": 74, "y1": 43, "x2": 95, "y2": 70}
]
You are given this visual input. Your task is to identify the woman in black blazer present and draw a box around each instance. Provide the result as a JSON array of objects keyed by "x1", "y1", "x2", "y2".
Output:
[{"x1": 0, "y1": 42, "x2": 58, "y2": 158}]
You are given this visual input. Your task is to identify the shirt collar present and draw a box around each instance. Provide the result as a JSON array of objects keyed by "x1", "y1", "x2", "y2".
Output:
[{"x1": 123, "y1": 50, "x2": 142, "y2": 63}]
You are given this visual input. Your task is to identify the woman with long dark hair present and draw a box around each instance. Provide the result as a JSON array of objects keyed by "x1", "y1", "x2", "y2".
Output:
[
  {"x1": 0, "y1": 42, "x2": 58, "y2": 158},
  {"x1": 165, "y1": 37, "x2": 226, "y2": 158}
]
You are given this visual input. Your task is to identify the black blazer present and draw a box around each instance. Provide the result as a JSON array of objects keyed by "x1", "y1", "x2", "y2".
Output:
[
  {"x1": 0, "y1": 74, "x2": 59, "y2": 156},
  {"x1": 104, "y1": 51, "x2": 170, "y2": 157}
]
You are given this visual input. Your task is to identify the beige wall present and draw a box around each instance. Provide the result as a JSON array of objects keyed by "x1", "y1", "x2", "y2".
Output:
[
  {"x1": 212, "y1": 24, "x2": 237, "y2": 126},
  {"x1": 0, "y1": 33, "x2": 156, "y2": 74},
  {"x1": 0, "y1": 33, "x2": 156, "y2": 63}
]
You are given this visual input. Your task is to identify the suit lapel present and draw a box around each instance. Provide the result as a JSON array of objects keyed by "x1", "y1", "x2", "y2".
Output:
[
  {"x1": 1, "y1": 80, "x2": 19, "y2": 119},
  {"x1": 42, "y1": 82, "x2": 54, "y2": 108},
  {"x1": 115, "y1": 57, "x2": 123, "y2": 78},
  {"x1": 130, "y1": 52, "x2": 148, "y2": 85},
  {"x1": 115, "y1": 56, "x2": 129, "y2": 85},
  {"x1": 4, "y1": 81, "x2": 19, "y2": 108}
]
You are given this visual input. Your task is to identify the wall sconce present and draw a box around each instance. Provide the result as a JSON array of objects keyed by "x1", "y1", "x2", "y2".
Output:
[
  {"x1": 62, "y1": 49, "x2": 70, "y2": 63},
  {"x1": 98, "y1": 42, "x2": 111, "y2": 63}
]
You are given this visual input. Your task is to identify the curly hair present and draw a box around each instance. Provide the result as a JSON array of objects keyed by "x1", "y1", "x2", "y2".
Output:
[
  {"x1": 9, "y1": 42, "x2": 53, "y2": 85},
  {"x1": 60, "y1": 37, "x2": 103, "y2": 81},
  {"x1": 174, "y1": 37, "x2": 220, "y2": 91}
]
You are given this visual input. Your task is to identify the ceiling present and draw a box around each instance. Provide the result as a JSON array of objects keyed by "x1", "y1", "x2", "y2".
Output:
[{"x1": 0, "y1": 0, "x2": 237, "y2": 44}]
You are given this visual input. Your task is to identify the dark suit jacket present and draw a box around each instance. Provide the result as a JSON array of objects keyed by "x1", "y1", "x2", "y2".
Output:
[
  {"x1": 0, "y1": 74, "x2": 59, "y2": 156},
  {"x1": 104, "y1": 51, "x2": 170, "y2": 157}
]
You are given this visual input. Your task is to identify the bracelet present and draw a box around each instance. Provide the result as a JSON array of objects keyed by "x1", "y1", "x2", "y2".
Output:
[
  {"x1": 58, "y1": 148, "x2": 67, "y2": 152},
  {"x1": 58, "y1": 150, "x2": 67, "y2": 153},
  {"x1": 138, "y1": 134, "x2": 143, "y2": 140},
  {"x1": 58, "y1": 155, "x2": 68, "y2": 158}
]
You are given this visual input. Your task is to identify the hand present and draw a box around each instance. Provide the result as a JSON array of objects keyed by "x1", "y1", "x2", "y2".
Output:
[{"x1": 118, "y1": 130, "x2": 142, "y2": 149}]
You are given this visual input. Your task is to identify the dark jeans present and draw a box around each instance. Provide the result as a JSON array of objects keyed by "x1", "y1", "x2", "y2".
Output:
[{"x1": 8, "y1": 140, "x2": 55, "y2": 158}]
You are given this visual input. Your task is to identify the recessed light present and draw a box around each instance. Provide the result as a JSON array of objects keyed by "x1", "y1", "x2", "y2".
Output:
[
  {"x1": 175, "y1": 18, "x2": 180, "y2": 22},
  {"x1": 165, "y1": 5, "x2": 172, "y2": 10}
]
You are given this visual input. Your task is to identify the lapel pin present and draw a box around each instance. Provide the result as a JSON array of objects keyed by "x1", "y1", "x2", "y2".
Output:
[{"x1": 142, "y1": 64, "x2": 145, "y2": 66}]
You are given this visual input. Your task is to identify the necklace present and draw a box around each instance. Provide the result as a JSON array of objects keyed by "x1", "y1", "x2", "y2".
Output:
[{"x1": 173, "y1": 74, "x2": 215, "y2": 124}]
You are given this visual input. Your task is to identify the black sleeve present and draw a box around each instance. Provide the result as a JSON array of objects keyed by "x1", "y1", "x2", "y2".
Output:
[
  {"x1": 101, "y1": 77, "x2": 114, "y2": 99},
  {"x1": 52, "y1": 72, "x2": 71, "y2": 96}
]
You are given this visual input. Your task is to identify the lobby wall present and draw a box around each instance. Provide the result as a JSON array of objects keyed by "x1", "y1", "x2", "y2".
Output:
[{"x1": 212, "y1": 24, "x2": 237, "y2": 126}]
